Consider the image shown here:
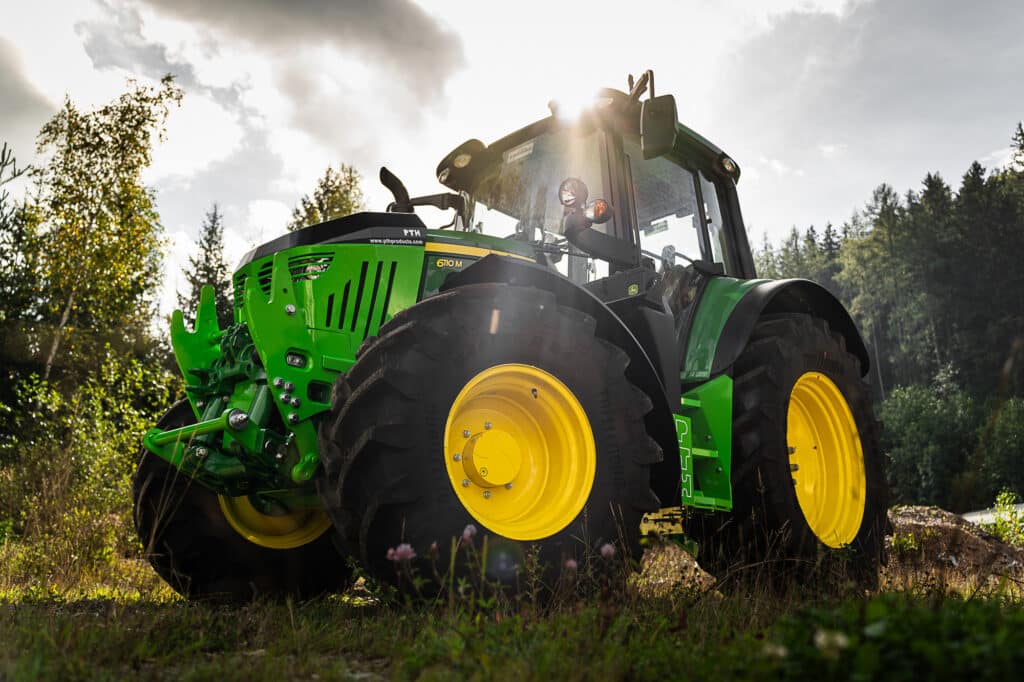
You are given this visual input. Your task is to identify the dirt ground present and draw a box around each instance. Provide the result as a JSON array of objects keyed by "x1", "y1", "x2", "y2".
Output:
[{"x1": 635, "y1": 506, "x2": 1024, "y2": 596}]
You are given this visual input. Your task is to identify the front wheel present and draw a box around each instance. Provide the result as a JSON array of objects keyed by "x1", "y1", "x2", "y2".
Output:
[
  {"x1": 133, "y1": 401, "x2": 352, "y2": 601},
  {"x1": 686, "y1": 313, "x2": 888, "y2": 585},
  {"x1": 318, "y1": 284, "x2": 662, "y2": 592}
]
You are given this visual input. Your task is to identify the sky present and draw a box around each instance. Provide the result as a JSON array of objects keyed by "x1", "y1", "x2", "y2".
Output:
[{"x1": 1, "y1": 0, "x2": 1022, "y2": 316}]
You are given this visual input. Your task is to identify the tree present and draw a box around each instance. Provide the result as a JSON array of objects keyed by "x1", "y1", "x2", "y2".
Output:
[
  {"x1": 32, "y1": 76, "x2": 182, "y2": 380},
  {"x1": 286, "y1": 164, "x2": 364, "y2": 231},
  {"x1": 0, "y1": 143, "x2": 39, "y2": 321},
  {"x1": 178, "y1": 204, "x2": 233, "y2": 329},
  {"x1": 1012, "y1": 122, "x2": 1024, "y2": 171}
]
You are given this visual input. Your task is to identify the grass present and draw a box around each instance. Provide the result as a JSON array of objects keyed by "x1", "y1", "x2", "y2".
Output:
[{"x1": 4, "y1": 551, "x2": 1024, "y2": 681}]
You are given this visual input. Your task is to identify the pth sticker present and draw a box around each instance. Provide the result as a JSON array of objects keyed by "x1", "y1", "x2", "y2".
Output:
[{"x1": 435, "y1": 257, "x2": 464, "y2": 269}]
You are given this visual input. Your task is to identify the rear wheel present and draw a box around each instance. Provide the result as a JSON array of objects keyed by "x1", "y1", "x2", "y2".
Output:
[
  {"x1": 686, "y1": 313, "x2": 888, "y2": 584},
  {"x1": 318, "y1": 284, "x2": 662, "y2": 591},
  {"x1": 133, "y1": 401, "x2": 352, "y2": 601}
]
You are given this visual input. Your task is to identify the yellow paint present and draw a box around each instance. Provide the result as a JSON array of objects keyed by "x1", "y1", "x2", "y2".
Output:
[
  {"x1": 443, "y1": 363, "x2": 596, "y2": 540},
  {"x1": 787, "y1": 371, "x2": 867, "y2": 548},
  {"x1": 218, "y1": 495, "x2": 333, "y2": 550},
  {"x1": 424, "y1": 241, "x2": 534, "y2": 262}
]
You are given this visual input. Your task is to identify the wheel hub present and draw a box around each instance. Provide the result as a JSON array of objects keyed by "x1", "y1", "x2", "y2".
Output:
[
  {"x1": 444, "y1": 363, "x2": 596, "y2": 541},
  {"x1": 786, "y1": 371, "x2": 866, "y2": 548},
  {"x1": 463, "y1": 429, "x2": 522, "y2": 487}
]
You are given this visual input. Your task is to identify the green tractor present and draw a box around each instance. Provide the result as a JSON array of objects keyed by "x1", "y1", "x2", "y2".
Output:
[{"x1": 134, "y1": 71, "x2": 887, "y2": 600}]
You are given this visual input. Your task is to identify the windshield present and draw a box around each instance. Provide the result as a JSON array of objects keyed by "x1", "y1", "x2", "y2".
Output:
[
  {"x1": 624, "y1": 138, "x2": 705, "y2": 268},
  {"x1": 469, "y1": 127, "x2": 612, "y2": 243}
]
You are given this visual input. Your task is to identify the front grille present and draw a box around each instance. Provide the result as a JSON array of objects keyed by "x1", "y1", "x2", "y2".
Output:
[
  {"x1": 288, "y1": 252, "x2": 334, "y2": 282},
  {"x1": 323, "y1": 260, "x2": 399, "y2": 335}
]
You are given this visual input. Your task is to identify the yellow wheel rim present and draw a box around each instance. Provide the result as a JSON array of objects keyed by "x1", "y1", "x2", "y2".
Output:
[
  {"x1": 444, "y1": 363, "x2": 597, "y2": 541},
  {"x1": 787, "y1": 371, "x2": 866, "y2": 548},
  {"x1": 218, "y1": 495, "x2": 333, "y2": 550}
]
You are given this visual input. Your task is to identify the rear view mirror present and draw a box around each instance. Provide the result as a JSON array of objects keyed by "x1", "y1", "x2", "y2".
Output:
[{"x1": 640, "y1": 95, "x2": 678, "y2": 159}]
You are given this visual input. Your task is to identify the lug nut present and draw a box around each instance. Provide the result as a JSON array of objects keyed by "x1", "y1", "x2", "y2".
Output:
[
  {"x1": 484, "y1": 422, "x2": 492, "y2": 430},
  {"x1": 480, "y1": 467, "x2": 489, "y2": 477},
  {"x1": 228, "y1": 410, "x2": 249, "y2": 430},
  {"x1": 462, "y1": 479, "x2": 470, "y2": 487},
  {"x1": 453, "y1": 453, "x2": 461, "y2": 462},
  {"x1": 283, "y1": 381, "x2": 295, "y2": 393},
  {"x1": 483, "y1": 490, "x2": 492, "y2": 499},
  {"x1": 281, "y1": 393, "x2": 292, "y2": 403},
  {"x1": 463, "y1": 429, "x2": 471, "y2": 438},
  {"x1": 195, "y1": 447, "x2": 208, "y2": 458},
  {"x1": 790, "y1": 463, "x2": 800, "y2": 472},
  {"x1": 287, "y1": 413, "x2": 299, "y2": 424},
  {"x1": 290, "y1": 397, "x2": 301, "y2": 408},
  {"x1": 505, "y1": 483, "x2": 513, "y2": 490},
  {"x1": 273, "y1": 377, "x2": 284, "y2": 388},
  {"x1": 285, "y1": 304, "x2": 296, "y2": 316}
]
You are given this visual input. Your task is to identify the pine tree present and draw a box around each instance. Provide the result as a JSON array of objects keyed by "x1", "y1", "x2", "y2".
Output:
[
  {"x1": 1011, "y1": 122, "x2": 1024, "y2": 171},
  {"x1": 286, "y1": 164, "x2": 364, "y2": 231},
  {"x1": 178, "y1": 204, "x2": 233, "y2": 329}
]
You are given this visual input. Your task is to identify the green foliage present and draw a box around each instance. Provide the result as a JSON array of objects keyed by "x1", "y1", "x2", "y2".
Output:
[
  {"x1": 31, "y1": 75, "x2": 183, "y2": 380},
  {"x1": 879, "y1": 367, "x2": 980, "y2": 510},
  {"x1": 0, "y1": 349, "x2": 180, "y2": 587},
  {"x1": 286, "y1": 163, "x2": 364, "y2": 232},
  {"x1": 177, "y1": 203, "x2": 233, "y2": 328},
  {"x1": 981, "y1": 490, "x2": 1024, "y2": 548}
]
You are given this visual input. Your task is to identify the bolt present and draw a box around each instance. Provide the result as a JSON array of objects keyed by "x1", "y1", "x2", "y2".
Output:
[
  {"x1": 463, "y1": 429, "x2": 471, "y2": 438},
  {"x1": 483, "y1": 490, "x2": 492, "y2": 499},
  {"x1": 790, "y1": 463, "x2": 800, "y2": 472},
  {"x1": 290, "y1": 397, "x2": 301, "y2": 408},
  {"x1": 196, "y1": 400, "x2": 205, "y2": 409},
  {"x1": 195, "y1": 447, "x2": 208, "y2": 459},
  {"x1": 480, "y1": 467, "x2": 489, "y2": 477},
  {"x1": 273, "y1": 377, "x2": 285, "y2": 388},
  {"x1": 531, "y1": 388, "x2": 538, "y2": 399},
  {"x1": 281, "y1": 393, "x2": 292, "y2": 403},
  {"x1": 484, "y1": 422, "x2": 492, "y2": 430},
  {"x1": 283, "y1": 381, "x2": 295, "y2": 393},
  {"x1": 705, "y1": 434, "x2": 711, "y2": 441},
  {"x1": 453, "y1": 453, "x2": 462, "y2": 462},
  {"x1": 505, "y1": 483, "x2": 513, "y2": 490},
  {"x1": 287, "y1": 413, "x2": 299, "y2": 424},
  {"x1": 275, "y1": 452, "x2": 284, "y2": 461},
  {"x1": 462, "y1": 479, "x2": 470, "y2": 487},
  {"x1": 285, "y1": 304, "x2": 296, "y2": 316},
  {"x1": 787, "y1": 446, "x2": 796, "y2": 454},
  {"x1": 792, "y1": 477, "x2": 798, "y2": 486},
  {"x1": 715, "y1": 466, "x2": 723, "y2": 473},
  {"x1": 228, "y1": 410, "x2": 249, "y2": 430}
]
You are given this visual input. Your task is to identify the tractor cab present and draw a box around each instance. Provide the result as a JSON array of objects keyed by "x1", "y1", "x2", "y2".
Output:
[{"x1": 428, "y1": 73, "x2": 756, "y2": 295}]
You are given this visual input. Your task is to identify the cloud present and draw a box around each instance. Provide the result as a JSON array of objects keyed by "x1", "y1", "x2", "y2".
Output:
[
  {"x1": 0, "y1": 36, "x2": 53, "y2": 160},
  {"x1": 138, "y1": 0, "x2": 465, "y2": 99},
  {"x1": 713, "y1": 0, "x2": 1024, "y2": 237}
]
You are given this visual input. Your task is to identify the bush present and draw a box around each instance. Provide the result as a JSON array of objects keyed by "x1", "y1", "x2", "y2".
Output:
[
  {"x1": 0, "y1": 346, "x2": 179, "y2": 586},
  {"x1": 880, "y1": 367, "x2": 981, "y2": 510},
  {"x1": 980, "y1": 490, "x2": 1024, "y2": 548}
]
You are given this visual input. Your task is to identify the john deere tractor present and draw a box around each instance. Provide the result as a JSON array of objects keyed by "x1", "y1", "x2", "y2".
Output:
[{"x1": 134, "y1": 71, "x2": 887, "y2": 600}]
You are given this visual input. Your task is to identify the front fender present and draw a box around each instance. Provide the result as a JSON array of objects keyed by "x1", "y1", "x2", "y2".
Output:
[{"x1": 686, "y1": 278, "x2": 870, "y2": 382}]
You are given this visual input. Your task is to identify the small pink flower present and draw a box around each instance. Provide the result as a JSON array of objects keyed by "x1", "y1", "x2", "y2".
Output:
[
  {"x1": 428, "y1": 541, "x2": 439, "y2": 558},
  {"x1": 461, "y1": 524, "x2": 478, "y2": 545},
  {"x1": 394, "y1": 543, "x2": 416, "y2": 561},
  {"x1": 564, "y1": 558, "x2": 578, "y2": 571},
  {"x1": 386, "y1": 547, "x2": 396, "y2": 561},
  {"x1": 600, "y1": 543, "x2": 616, "y2": 559}
]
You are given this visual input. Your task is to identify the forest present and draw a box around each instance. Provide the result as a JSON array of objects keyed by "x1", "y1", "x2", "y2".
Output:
[{"x1": 0, "y1": 77, "x2": 1022, "y2": 593}]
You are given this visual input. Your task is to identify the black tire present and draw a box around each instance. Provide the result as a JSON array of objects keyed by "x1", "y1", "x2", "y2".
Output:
[
  {"x1": 133, "y1": 401, "x2": 352, "y2": 601},
  {"x1": 317, "y1": 283, "x2": 662, "y2": 592},
  {"x1": 685, "y1": 313, "x2": 888, "y2": 585}
]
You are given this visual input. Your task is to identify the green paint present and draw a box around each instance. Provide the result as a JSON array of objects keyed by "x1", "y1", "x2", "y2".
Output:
[
  {"x1": 146, "y1": 242, "x2": 426, "y2": 496},
  {"x1": 682, "y1": 277, "x2": 765, "y2": 382},
  {"x1": 675, "y1": 375, "x2": 733, "y2": 511}
]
